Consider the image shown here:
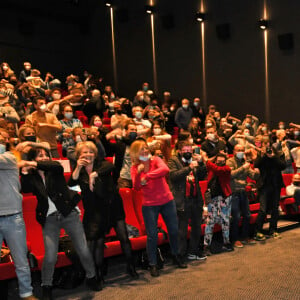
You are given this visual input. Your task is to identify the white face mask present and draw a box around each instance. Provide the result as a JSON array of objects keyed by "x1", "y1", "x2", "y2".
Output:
[
  {"x1": 52, "y1": 93, "x2": 61, "y2": 100},
  {"x1": 2, "y1": 66, "x2": 8, "y2": 71},
  {"x1": 207, "y1": 133, "x2": 215, "y2": 141},
  {"x1": 182, "y1": 104, "x2": 188, "y2": 109},
  {"x1": 153, "y1": 128, "x2": 162, "y2": 135},
  {"x1": 39, "y1": 104, "x2": 47, "y2": 113},
  {"x1": 75, "y1": 135, "x2": 82, "y2": 143},
  {"x1": 139, "y1": 154, "x2": 151, "y2": 162},
  {"x1": 206, "y1": 122, "x2": 212, "y2": 128},
  {"x1": 236, "y1": 152, "x2": 244, "y2": 160}
]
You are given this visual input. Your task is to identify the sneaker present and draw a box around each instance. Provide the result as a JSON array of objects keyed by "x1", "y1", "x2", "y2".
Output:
[
  {"x1": 234, "y1": 241, "x2": 244, "y2": 248},
  {"x1": 242, "y1": 238, "x2": 256, "y2": 245},
  {"x1": 222, "y1": 243, "x2": 234, "y2": 252},
  {"x1": 187, "y1": 253, "x2": 207, "y2": 261},
  {"x1": 86, "y1": 276, "x2": 102, "y2": 291},
  {"x1": 271, "y1": 232, "x2": 282, "y2": 239},
  {"x1": 149, "y1": 265, "x2": 160, "y2": 277},
  {"x1": 254, "y1": 232, "x2": 266, "y2": 241}
]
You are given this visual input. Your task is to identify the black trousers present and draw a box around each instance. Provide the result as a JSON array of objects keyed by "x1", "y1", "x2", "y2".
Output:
[
  {"x1": 255, "y1": 186, "x2": 281, "y2": 234},
  {"x1": 177, "y1": 198, "x2": 203, "y2": 256}
]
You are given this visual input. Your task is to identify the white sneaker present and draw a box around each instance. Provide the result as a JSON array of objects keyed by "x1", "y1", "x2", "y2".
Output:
[{"x1": 187, "y1": 253, "x2": 207, "y2": 261}]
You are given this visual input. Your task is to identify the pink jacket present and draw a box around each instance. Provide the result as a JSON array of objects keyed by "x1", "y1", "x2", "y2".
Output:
[{"x1": 131, "y1": 156, "x2": 173, "y2": 206}]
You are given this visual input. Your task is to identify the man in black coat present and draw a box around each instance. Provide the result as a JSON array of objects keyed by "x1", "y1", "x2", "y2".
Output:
[
  {"x1": 168, "y1": 141, "x2": 207, "y2": 261},
  {"x1": 254, "y1": 146, "x2": 286, "y2": 241}
]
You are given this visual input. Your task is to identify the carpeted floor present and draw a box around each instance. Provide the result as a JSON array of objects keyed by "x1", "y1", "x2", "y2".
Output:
[{"x1": 50, "y1": 224, "x2": 300, "y2": 300}]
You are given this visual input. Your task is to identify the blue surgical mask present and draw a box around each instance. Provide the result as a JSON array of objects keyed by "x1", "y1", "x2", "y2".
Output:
[
  {"x1": 135, "y1": 112, "x2": 142, "y2": 119},
  {"x1": 182, "y1": 105, "x2": 188, "y2": 109},
  {"x1": 139, "y1": 154, "x2": 151, "y2": 161},
  {"x1": 64, "y1": 112, "x2": 73, "y2": 119},
  {"x1": 0, "y1": 144, "x2": 6, "y2": 154}
]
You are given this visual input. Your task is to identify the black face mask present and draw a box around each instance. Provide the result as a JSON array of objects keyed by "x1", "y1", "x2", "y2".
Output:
[
  {"x1": 182, "y1": 152, "x2": 192, "y2": 160},
  {"x1": 116, "y1": 109, "x2": 122, "y2": 115},
  {"x1": 24, "y1": 136, "x2": 36, "y2": 142},
  {"x1": 216, "y1": 162, "x2": 226, "y2": 166}
]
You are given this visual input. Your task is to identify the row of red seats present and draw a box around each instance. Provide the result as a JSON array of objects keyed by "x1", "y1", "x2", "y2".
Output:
[{"x1": 2, "y1": 170, "x2": 297, "y2": 281}]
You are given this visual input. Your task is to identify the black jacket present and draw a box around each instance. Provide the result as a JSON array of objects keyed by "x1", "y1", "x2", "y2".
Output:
[
  {"x1": 254, "y1": 153, "x2": 286, "y2": 190},
  {"x1": 21, "y1": 161, "x2": 81, "y2": 226},
  {"x1": 168, "y1": 155, "x2": 207, "y2": 211},
  {"x1": 201, "y1": 139, "x2": 227, "y2": 158},
  {"x1": 68, "y1": 159, "x2": 125, "y2": 232}
]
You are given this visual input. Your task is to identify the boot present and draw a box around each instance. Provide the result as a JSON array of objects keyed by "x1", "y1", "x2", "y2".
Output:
[
  {"x1": 42, "y1": 285, "x2": 53, "y2": 300},
  {"x1": 127, "y1": 262, "x2": 139, "y2": 279},
  {"x1": 172, "y1": 255, "x2": 187, "y2": 269},
  {"x1": 149, "y1": 265, "x2": 159, "y2": 277},
  {"x1": 86, "y1": 276, "x2": 102, "y2": 291}
]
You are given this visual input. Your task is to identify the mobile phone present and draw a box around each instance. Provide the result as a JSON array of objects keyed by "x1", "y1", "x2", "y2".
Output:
[{"x1": 194, "y1": 146, "x2": 200, "y2": 154}]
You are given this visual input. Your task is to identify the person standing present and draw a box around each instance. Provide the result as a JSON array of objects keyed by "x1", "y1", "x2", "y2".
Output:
[
  {"x1": 203, "y1": 153, "x2": 233, "y2": 254},
  {"x1": 0, "y1": 130, "x2": 37, "y2": 300},
  {"x1": 175, "y1": 98, "x2": 193, "y2": 130},
  {"x1": 168, "y1": 141, "x2": 207, "y2": 261},
  {"x1": 227, "y1": 145, "x2": 259, "y2": 247},
  {"x1": 69, "y1": 141, "x2": 138, "y2": 282},
  {"x1": 254, "y1": 146, "x2": 286, "y2": 240},
  {"x1": 130, "y1": 139, "x2": 187, "y2": 277},
  {"x1": 20, "y1": 147, "x2": 101, "y2": 299}
]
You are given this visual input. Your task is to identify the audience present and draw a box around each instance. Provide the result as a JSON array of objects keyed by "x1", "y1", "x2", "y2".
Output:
[{"x1": 1, "y1": 59, "x2": 300, "y2": 298}]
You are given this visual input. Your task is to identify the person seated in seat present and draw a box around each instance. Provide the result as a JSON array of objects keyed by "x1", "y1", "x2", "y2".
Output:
[
  {"x1": 201, "y1": 126, "x2": 227, "y2": 158},
  {"x1": 147, "y1": 120, "x2": 171, "y2": 161},
  {"x1": 58, "y1": 104, "x2": 83, "y2": 156},
  {"x1": 16, "y1": 124, "x2": 50, "y2": 159},
  {"x1": 286, "y1": 173, "x2": 300, "y2": 212},
  {"x1": 25, "y1": 96, "x2": 62, "y2": 158}
]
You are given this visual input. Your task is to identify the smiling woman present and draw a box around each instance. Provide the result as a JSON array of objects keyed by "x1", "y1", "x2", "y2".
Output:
[{"x1": 69, "y1": 141, "x2": 138, "y2": 283}]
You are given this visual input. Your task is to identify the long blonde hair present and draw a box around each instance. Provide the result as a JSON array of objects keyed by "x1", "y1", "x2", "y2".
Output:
[{"x1": 130, "y1": 139, "x2": 148, "y2": 165}]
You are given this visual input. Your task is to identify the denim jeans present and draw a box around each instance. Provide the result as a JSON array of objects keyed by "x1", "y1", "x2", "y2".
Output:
[
  {"x1": 142, "y1": 200, "x2": 179, "y2": 265},
  {"x1": 0, "y1": 213, "x2": 33, "y2": 298},
  {"x1": 255, "y1": 186, "x2": 280, "y2": 234},
  {"x1": 204, "y1": 195, "x2": 232, "y2": 246},
  {"x1": 230, "y1": 191, "x2": 251, "y2": 242},
  {"x1": 42, "y1": 210, "x2": 95, "y2": 286}
]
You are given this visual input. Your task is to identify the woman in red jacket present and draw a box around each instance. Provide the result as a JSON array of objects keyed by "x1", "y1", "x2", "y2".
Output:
[
  {"x1": 203, "y1": 152, "x2": 233, "y2": 254},
  {"x1": 130, "y1": 139, "x2": 186, "y2": 277}
]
